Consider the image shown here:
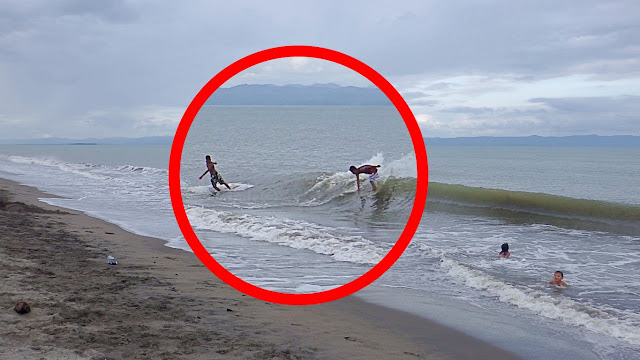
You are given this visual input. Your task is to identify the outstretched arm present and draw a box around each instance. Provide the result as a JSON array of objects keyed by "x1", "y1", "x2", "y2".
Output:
[{"x1": 199, "y1": 169, "x2": 210, "y2": 179}]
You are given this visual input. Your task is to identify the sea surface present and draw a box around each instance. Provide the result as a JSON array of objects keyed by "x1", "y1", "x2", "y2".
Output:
[{"x1": 1, "y1": 106, "x2": 639, "y2": 360}]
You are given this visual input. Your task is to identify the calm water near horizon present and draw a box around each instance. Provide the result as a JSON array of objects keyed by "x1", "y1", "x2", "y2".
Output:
[{"x1": 1, "y1": 106, "x2": 639, "y2": 360}]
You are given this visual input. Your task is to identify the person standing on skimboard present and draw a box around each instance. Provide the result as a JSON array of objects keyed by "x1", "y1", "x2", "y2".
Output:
[
  {"x1": 199, "y1": 155, "x2": 231, "y2": 192},
  {"x1": 349, "y1": 164, "x2": 381, "y2": 191}
]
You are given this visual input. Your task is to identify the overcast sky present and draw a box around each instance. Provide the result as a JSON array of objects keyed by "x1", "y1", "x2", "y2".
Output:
[{"x1": 1, "y1": 0, "x2": 639, "y2": 139}]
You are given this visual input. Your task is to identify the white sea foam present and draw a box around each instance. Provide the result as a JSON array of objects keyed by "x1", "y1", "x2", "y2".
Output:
[
  {"x1": 183, "y1": 185, "x2": 212, "y2": 195},
  {"x1": 183, "y1": 183, "x2": 254, "y2": 195},
  {"x1": 293, "y1": 284, "x2": 338, "y2": 293},
  {"x1": 185, "y1": 206, "x2": 389, "y2": 265},
  {"x1": 9, "y1": 156, "x2": 110, "y2": 181},
  {"x1": 9, "y1": 156, "x2": 169, "y2": 179},
  {"x1": 441, "y1": 258, "x2": 640, "y2": 346},
  {"x1": 116, "y1": 165, "x2": 168, "y2": 175},
  {"x1": 225, "y1": 183, "x2": 254, "y2": 191}
]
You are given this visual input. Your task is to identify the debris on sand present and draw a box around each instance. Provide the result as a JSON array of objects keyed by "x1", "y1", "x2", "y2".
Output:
[{"x1": 14, "y1": 301, "x2": 31, "y2": 314}]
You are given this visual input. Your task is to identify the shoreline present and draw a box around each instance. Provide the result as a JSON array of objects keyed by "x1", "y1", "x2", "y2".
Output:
[{"x1": 0, "y1": 177, "x2": 523, "y2": 359}]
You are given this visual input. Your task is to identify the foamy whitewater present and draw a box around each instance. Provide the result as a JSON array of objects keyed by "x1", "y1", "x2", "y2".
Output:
[{"x1": 1, "y1": 106, "x2": 639, "y2": 360}]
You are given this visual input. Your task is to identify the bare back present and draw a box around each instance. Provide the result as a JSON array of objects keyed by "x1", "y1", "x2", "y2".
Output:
[
  {"x1": 207, "y1": 161, "x2": 218, "y2": 175},
  {"x1": 357, "y1": 165, "x2": 378, "y2": 175}
]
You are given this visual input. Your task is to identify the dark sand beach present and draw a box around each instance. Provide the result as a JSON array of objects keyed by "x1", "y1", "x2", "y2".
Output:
[{"x1": 0, "y1": 177, "x2": 523, "y2": 359}]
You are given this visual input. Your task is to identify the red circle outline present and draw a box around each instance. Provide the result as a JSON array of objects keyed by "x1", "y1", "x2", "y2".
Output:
[{"x1": 169, "y1": 46, "x2": 428, "y2": 305}]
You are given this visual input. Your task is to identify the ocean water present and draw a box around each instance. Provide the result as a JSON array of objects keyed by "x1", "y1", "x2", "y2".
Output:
[{"x1": 1, "y1": 106, "x2": 639, "y2": 360}]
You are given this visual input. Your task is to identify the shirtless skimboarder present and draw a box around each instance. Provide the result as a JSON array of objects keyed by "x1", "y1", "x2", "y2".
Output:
[
  {"x1": 199, "y1": 155, "x2": 231, "y2": 191},
  {"x1": 349, "y1": 164, "x2": 381, "y2": 191}
]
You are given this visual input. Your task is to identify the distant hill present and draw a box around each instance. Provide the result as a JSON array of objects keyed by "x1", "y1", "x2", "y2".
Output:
[
  {"x1": 206, "y1": 83, "x2": 392, "y2": 106},
  {"x1": 425, "y1": 135, "x2": 640, "y2": 147}
]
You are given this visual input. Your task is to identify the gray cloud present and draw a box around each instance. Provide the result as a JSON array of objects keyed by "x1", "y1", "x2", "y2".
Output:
[
  {"x1": 441, "y1": 107, "x2": 497, "y2": 115},
  {"x1": 399, "y1": 91, "x2": 430, "y2": 99},
  {"x1": 529, "y1": 96, "x2": 640, "y2": 113},
  {"x1": 0, "y1": 0, "x2": 638, "y2": 139},
  {"x1": 424, "y1": 82, "x2": 453, "y2": 91},
  {"x1": 56, "y1": 0, "x2": 136, "y2": 22},
  {"x1": 421, "y1": 96, "x2": 640, "y2": 137},
  {"x1": 410, "y1": 99, "x2": 439, "y2": 107},
  {"x1": 526, "y1": 96, "x2": 640, "y2": 135}
]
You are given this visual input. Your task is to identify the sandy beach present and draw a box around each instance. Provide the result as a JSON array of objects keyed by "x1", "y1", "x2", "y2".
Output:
[{"x1": 0, "y1": 177, "x2": 523, "y2": 360}]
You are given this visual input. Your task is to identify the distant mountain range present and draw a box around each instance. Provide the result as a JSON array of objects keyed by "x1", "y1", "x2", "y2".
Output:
[
  {"x1": 1, "y1": 135, "x2": 639, "y2": 147},
  {"x1": 425, "y1": 135, "x2": 640, "y2": 147},
  {"x1": 206, "y1": 83, "x2": 393, "y2": 106}
]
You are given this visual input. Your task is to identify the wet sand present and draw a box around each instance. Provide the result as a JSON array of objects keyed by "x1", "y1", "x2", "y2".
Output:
[{"x1": 0, "y1": 177, "x2": 523, "y2": 359}]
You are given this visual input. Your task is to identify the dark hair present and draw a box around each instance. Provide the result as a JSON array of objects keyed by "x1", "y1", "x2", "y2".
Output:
[
  {"x1": 501, "y1": 243, "x2": 509, "y2": 252},
  {"x1": 349, "y1": 166, "x2": 357, "y2": 172},
  {"x1": 555, "y1": 271, "x2": 564, "y2": 278},
  {"x1": 205, "y1": 155, "x2": 211, "y2": 160}
]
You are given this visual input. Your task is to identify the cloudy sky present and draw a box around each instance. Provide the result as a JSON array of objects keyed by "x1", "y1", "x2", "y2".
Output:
[{"x1": 1, "y1": 0, "x2": 639, "y2": 139}]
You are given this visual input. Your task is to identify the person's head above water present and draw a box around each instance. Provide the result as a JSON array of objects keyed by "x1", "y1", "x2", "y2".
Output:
[
  {"x1": 501, "y1": 243, "x2": 509, "y2": 252},
  {"x1": 349, "y1": 165, "x2": 357, "y2": 174},
  {"x1": 205, "y1": 155, "x2": 211, "y2": 161}
]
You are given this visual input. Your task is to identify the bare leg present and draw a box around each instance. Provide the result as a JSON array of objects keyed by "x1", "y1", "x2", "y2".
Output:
[
  {"x1": 223, "y1": 181, "x2": 231, "y2": 190},
  {"x1": 211, "y1": 179, "x2": 221, "y2": 191}
]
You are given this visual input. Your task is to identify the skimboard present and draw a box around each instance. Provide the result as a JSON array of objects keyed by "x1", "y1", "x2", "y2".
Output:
[{"x1": 208, "y1": 183, "x2": 253, "y2": 196}]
